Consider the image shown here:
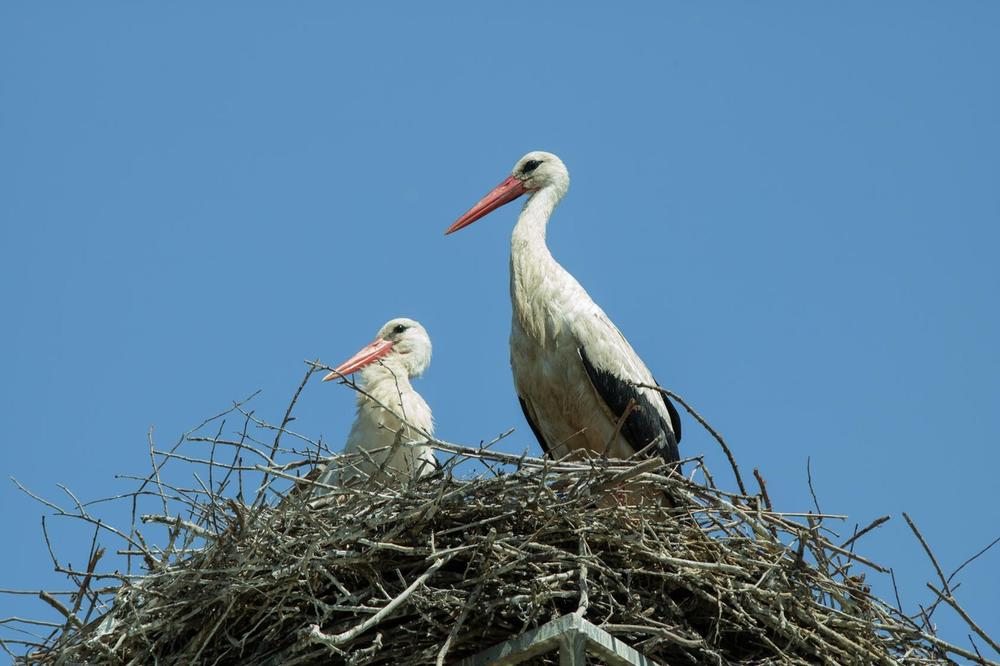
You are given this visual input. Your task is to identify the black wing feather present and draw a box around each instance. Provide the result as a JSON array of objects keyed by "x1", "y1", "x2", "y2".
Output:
[
  {"x1": 518, "y1": 395, "x2": 551, "y2": 457},
  {"x1": 579, "y1": 346, "x2": 680, "y2": 463}
]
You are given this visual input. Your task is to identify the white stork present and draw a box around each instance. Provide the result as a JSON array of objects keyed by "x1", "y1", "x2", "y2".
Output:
[
  {"x1": 314, "y1": 318, "x2": 436, "y2": 494},
  {"x1": 446, "y1": 151, "x2": 682, "y2": 466}
]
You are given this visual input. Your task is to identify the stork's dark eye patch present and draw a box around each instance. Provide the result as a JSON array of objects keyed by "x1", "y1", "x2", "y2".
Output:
[
  {"x1": 393, "y1": 324, "x2": 408, "y2": 334},
  {"x1": 522, "y1": 159, "x2": 543, "y2": 174}
]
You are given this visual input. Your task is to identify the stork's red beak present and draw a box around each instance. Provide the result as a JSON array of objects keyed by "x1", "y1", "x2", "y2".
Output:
[
  {"x1": 446, "y1": 175, "x2": 527, "y2": 235},
  {"x1": 322, "y1": 338, "x2": 394, "y2": 381}
]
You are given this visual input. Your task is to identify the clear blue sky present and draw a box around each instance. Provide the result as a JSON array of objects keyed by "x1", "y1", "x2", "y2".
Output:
[{"x1": 2, "y1": 1, "x2": 998, "y2": 658}]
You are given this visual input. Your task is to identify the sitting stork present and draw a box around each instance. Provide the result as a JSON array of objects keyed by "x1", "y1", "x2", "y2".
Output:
[
  {"x1": 314, "y1": 318, "x2": 436, "y2": 494},
  {"x1": 446, "y1": 152, "x2": 682, "y2": 466}
]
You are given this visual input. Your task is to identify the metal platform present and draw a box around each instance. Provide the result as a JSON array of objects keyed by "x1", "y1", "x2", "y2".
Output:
[{"x1": 458, "y1": 614, "x2": 658, "y2": 666}]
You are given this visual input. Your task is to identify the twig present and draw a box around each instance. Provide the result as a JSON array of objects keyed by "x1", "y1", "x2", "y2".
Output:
[
  {"x1": 574, "y1": 536, "x2": 590, "y2": 618},
  {"x1": 435, "y1": 582, "x2": 483, "y2": 666},
  {"x1": 806, "y1": 456, "x2": 822, "y2": 515},
  {"x1": 752, "y1": 467, "x2": 772, "y2": 511},
  {"x1": 926, "y1": 583, "x2": 1000, "y2": 657},
  {"x1": 902, "y1": 512, "x2": 951, "y2": 599},
  {"x1": 37, "y1": 593, "x2": 81, "y2": 629},
  {"x1": 602, "y1": 399, "x2": 638, "y2": 457},
  {"x1": 889, "y1": 567, "x2": 904, "y2": 613},
  {"x1": 636, "y1": 384, "x2": 748, "y2": 496},
  {"x1": 255, "y1": 363, "x2": 317, "y2": 506},
  {"x1": 306, "y1": 556, "x2": 448, "y2": 647},
  {"x1": 948, "y1": 534, "x2": 1000, "y2": 586},
  {"x1": 841, "y1": 515, "x2": 891, "y2": 551},
  {"x1": 141, "y1": 514, "x2": 218, "y2": 540}
]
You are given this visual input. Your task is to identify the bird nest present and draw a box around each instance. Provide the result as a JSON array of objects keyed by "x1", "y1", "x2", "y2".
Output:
[{"x1": 5, "y1": 370, "x2": 998, "y2": 665}]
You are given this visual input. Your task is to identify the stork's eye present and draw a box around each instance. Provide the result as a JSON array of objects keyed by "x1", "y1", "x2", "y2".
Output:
[
  {"x1": 522, "y1": 159, "x2": 543, "y2": 174},
  {"x1": 393, "y1": 324, "x2": 408, "y2": 334}
]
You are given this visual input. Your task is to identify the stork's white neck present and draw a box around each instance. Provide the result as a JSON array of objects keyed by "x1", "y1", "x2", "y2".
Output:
[
  {"x1": 512, "y1": 186, "x2": 561, "y2": 249},
  {"x1": 359, "y1": 358, "x2": 415, "y2": 393},
  {"x1": 510, "y1": 185, "x2": 573, "y2": 341}
]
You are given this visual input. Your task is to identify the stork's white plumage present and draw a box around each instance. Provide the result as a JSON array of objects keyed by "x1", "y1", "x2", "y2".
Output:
[
  {"x1": 447, "y1": 152, "x2": 682, "y2": 465},
  {"x1": 314, "y1": 318, "x2": 436, "y2": 494}
]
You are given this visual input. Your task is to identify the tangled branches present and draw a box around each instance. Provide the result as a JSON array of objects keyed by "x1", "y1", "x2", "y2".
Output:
[{"x1": 3, "y1": 369, "x2": 997, "y2": 665}]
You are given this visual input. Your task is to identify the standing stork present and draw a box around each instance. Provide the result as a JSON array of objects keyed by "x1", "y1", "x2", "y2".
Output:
[
  {"x1": 446, "y1": 152, "x2": 682, "y2": 466},
  {"x1": 314, "y1": 318, "x2": 436, "y2": 495}
]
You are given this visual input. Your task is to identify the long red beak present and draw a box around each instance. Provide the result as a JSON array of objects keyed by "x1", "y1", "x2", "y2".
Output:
[
  {"x1": 446, "y1": 175, "x2": 527, "y2": 235},
  {"x1": 322, "y1": 338, "x2": 394, "y2": 381}
]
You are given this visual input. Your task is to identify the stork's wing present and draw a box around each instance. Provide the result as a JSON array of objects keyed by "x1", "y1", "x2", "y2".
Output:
[
  {"x1": 578, "y1": 346, "x2": 680, "y2": 463},
  {"x1": 518, "y1": 395, "x2": 551, "y2": 456}
]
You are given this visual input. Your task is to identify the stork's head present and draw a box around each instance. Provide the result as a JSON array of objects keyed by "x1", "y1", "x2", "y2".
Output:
[
  {"x1": 512, "y1": 151, "x2": 569, "y2": 196},
  {"x1": 446, "y1": 151, "x2": 570, "y2": 234},
  {"x1": 322, "y1": 318, "x2": 431, "y2": 382}
]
